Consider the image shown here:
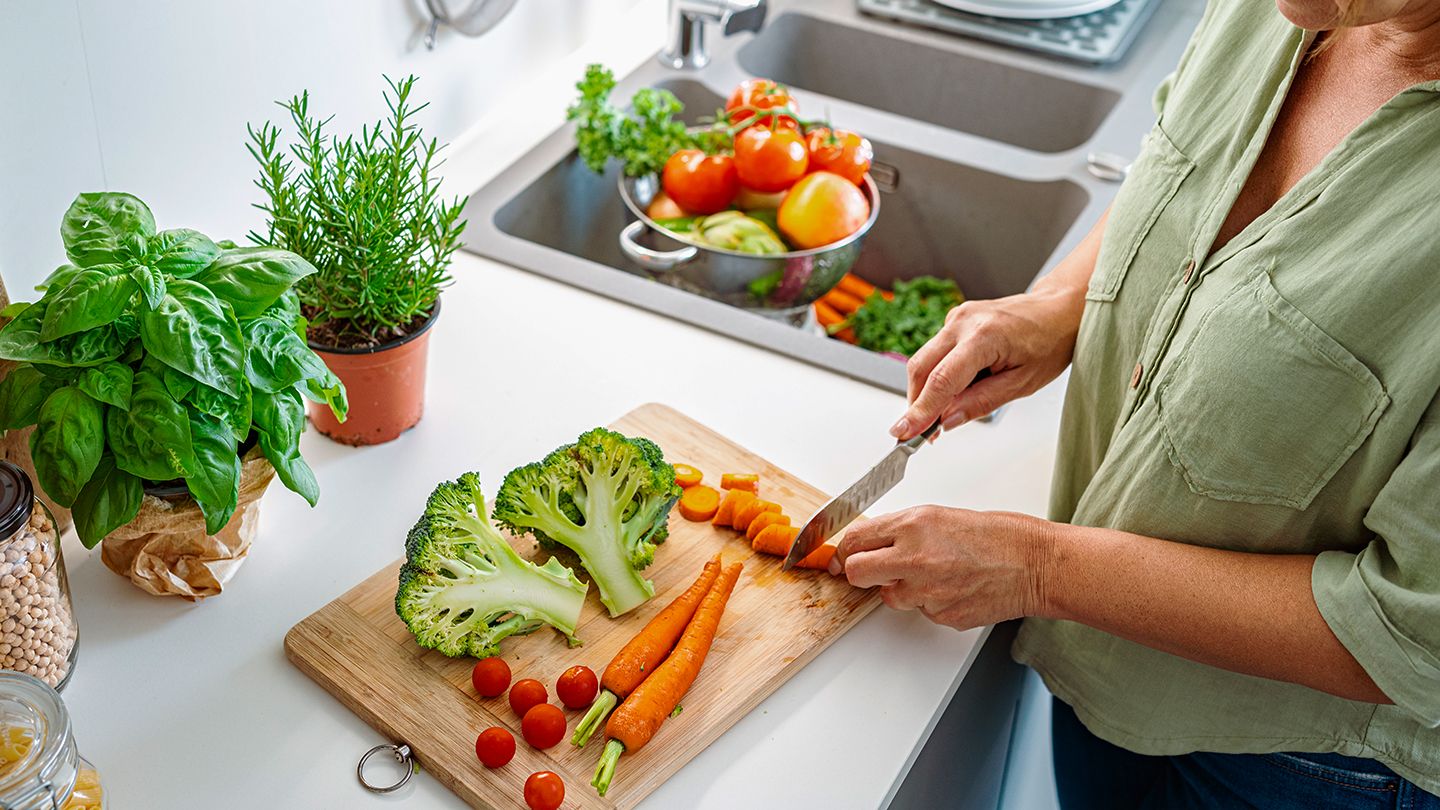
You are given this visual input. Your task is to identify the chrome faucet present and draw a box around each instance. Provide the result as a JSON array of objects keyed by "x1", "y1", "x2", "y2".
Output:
[{"x1": 660, "y1": 0, "x2": 767, "y2": 70}]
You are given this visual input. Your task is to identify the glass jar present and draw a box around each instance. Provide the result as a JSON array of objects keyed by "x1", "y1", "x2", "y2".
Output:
[
  {"x1": 0, "y1": 671, "x2": 104, "y2": 809},
  {"x1": 0, "y1": 462, "x2": 78, "y2": 690}
]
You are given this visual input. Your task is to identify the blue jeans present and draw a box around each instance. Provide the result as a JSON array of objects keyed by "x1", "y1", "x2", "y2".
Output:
[{"x1": 1052, "y1": 698, "x2": 1440, "y2": 809}]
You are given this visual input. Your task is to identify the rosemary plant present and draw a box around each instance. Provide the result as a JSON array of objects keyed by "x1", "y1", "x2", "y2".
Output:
[{"x1": 247, "y1": 76, "x2": 467, "y2": 348}]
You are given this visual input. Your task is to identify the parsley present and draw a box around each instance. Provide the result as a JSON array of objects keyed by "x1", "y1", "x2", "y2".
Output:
[
  {"x1": 566, "y1": 64, "x2": 726, "y2": 177},
  {"x1": 849, "y1": 277, "x2": 965, "y2": 356}
]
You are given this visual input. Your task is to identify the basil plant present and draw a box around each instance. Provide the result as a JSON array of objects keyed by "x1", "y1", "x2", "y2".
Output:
[{"x1": 0, "y1": 192, "x2": 348, "y2": 547}]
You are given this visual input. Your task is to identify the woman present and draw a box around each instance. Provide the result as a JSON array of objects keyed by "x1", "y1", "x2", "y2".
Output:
[{"x1": 830, "y1": 0, "x2": 1440, "y2": 804}]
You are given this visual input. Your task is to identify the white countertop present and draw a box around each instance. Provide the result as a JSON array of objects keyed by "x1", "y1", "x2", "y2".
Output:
[{"x1": 55, "y1": 2, "x2": 1083, "y2": 806}]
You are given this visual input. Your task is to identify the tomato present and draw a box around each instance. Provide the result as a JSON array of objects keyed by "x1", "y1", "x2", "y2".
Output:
[
  {"x1": 734, "y1": 186, "x2": 788, "y2": 210},
  {"x1": 475, "y1": 726, "x2": 515, "y2": 768},
  {"x1": 521, "y1": 703, "x2": 566, "y2": 750},
  {"x1": 524, "y1": 771, "x2": 565, "y2": 810},
  {"x1": 806, "y1": 128, "x2": 874, "y2": 186},
  {"x1": 646, "y1": 190, "x2": 689, "y2": 221},
  {"x1": 508, "y1": 678, "x2": 548, "y2": 718},
  {"x1": 471, "y1": 658, "x2": 511, "y2": 698},
  {"x1": 777, "y1": 171, "x2": 871, "y2": 250},
  {"x1": 555, "y1": 665, "x2": 598, "y2": 709},
  {"x1": 725, "y1": 78, "x2": 798, "y2": 129},
  {"x1": 661, "y1": 150, "x2": 739, "y2": 215},
  {"x1": 734, "y1": 127, "x2": 809, "y2": 193}
]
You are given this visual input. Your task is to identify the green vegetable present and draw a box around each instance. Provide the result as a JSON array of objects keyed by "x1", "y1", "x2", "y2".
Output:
[
  {"x1": 567, "y1": 64, "x2": 729, "y2": 178},
  {"x1": 692, "y1": 211, "x2": 787, "y2": 255},
  {"x1": 849, "y1": 277, "x2": 965, "y2": 356},
  {"x1": 0, "y1": 192, "x2": 345, "y2": 546},
  {"x1": 493, "y1": 428, "x2": 681, "y2": 617},
  {"x1": 396, "y1": 472, "x2": 589, "y2": 658}
]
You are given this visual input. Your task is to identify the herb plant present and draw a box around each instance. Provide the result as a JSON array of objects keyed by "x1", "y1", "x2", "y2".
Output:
[
  {"x1": 0, "y1": 192, "x2": 347, "y2": 547},
  {"x1": 247, "y1": 76, "x2": 467, "y2": 348},
  {"x1": 567, "y1": 64, "x2": 730, "y2": 177},
  {"x1": 847, "y1": 277, "x2": 965, "y2": 356}
]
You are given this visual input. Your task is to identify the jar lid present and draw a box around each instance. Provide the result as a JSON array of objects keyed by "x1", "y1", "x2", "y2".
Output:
[{"x1": 0, "y1": 461, "x2": 33, "y2": 541}]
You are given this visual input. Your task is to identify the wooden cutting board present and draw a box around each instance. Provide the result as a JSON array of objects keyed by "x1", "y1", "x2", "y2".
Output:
[{"x1": 285, "y1": 403, "x2": 880, "y2": 809}]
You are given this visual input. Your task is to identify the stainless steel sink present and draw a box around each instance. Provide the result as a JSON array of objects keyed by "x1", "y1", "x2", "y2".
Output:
[{"x1": 460, "y1": 0, "x2": 1201, "y2": 393}]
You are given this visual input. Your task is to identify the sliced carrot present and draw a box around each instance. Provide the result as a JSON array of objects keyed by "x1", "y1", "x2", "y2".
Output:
[
  {"x1": 822, "y1": 288, "x2": 865, "y2": 315},
  {"x1": 745, "y1": 510, "x2": 790, "y2": 542},
  {"x1": 752, "y1": 524, "x2": 799, "y2": 557},
  {"x1": 678, "y1": 485, "x2": 720, "y2": 522},
  {"x1": 672, "y1": 464, "x2": 703, "y2": 488},
  {"x1": 712, "y1": 489, "x2": 754, "y2": 528},
  {"x1": 719, "y1": 473, "x2": 759, "y2": 493},
  {"x1": 723, "y1": 491, "x2": 757, "y2": 529},
  {"x1": 733, "y1": 499, "x2": 780, "y2": 534},
  {"x1": 796, "y1": 543, "x2": 837, "y2": 571}
]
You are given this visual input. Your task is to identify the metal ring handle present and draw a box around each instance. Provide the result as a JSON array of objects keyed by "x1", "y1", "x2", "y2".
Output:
[
  {"x1": 619, "y1": 220, "x2": 698, "y2": 272},
  {"x1": 357, "y1": 743, "x2": 414, "y2": 794}
]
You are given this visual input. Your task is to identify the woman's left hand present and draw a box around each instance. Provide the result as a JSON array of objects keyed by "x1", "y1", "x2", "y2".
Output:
[{"x1": 830, "y1": 506, "x2": 1056, "y2": 630}]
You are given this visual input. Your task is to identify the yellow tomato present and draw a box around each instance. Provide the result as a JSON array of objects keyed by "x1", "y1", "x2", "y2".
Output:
[{"x1": 777, "y1": 171, "x2": 870, "y2": 250}]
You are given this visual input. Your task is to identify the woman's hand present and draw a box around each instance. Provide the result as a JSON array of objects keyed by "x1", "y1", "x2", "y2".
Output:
[{"x1": 830, "y1": 506, "x2": 1057, "y2": 631}]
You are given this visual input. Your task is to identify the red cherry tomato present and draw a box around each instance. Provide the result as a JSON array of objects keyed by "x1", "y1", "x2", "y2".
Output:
[
  {"x1": 508, "y1": 678, "x2": 548, "y2": 718},
  {"x1": 734, "y1": 127, "x2": 809, "y2": 193},
  {"x1": 726, "y1": 78, "x2": 799, "y2": 130},
  {"x1": 555, "y1": 665, "x2": 599, "y2": 709},
  {"x1": 521, "y1": 703, "x2": 566, "y2": 750},
  {"x1": 661, "y1": 149, "x2": 739, "y2": 215},
  {"x1": 805, "y1": 128, "x2": 874, "y2": 186},
  {"x1": 524, "y1": 771, "x2": 565, "y2": 810},
  {"x1": 471, "y1": 657, "x2": 511, "y2": 698},
  {"x1": 475, "y1": 726, "x2": 515, "y2": 768}
]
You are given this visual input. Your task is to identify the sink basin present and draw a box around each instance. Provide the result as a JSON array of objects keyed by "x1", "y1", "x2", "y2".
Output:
[{"x1": 739, "y1": 13, "x2": 1120, "y2": 153}]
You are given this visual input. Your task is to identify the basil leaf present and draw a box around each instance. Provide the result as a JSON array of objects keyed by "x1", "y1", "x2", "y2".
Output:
[
  {"x1": 148, "y1": 228, "x2": 219, "y2": 278},
  {"x1": 255, "y1": 289, "x2": 302, "y2": 329},
  {"x1": 60, "y1": 192, "x2": 155, "y2": 267},
  {"x1": 72, "y1": 454, "x2": 142, "y2": 549},
  {"x1": 131, "y1": 265, "x2": 166, "y2": 310},
  {"x1": 0, "y1": 365, "x2": 64, "y2": 430},
  {"x1": 188, "y1": 379, "x2": 252, "y2": 443},
  {"x1": 192, "y1": 247, "x2": 316, "y2": 318},
  {"x1": 76, "y1": 362, "x2": 133, "y2": 410},
  {"x1": 29, "y1": 387, "x2": 104, "y2": 507},
  {"x1": 140, "y1": 279, "x2": 244, "y2": 396},
  {"x1": 39, "y1": 268, "x2": 137, "y2": 341},
  {"x1": 244, "y1": 317, "x2": 328, "y2": 393},
  {"x1": 0, "y1": 302, "x2": 29, "y2": 319},
  {"x1": 185, "y1": 411, "x2": 241, "y2": 534},
  {"x1": 0, "y1": 301, "x2": 127, "y2": 367},
  {"x1": 107, "y1": 371, "x2": 196, "y2": 481},
  {"x1": 36, "y1": 264, "x2": 85, "y2": 293},
  {"x1": 252, "y1": 387, "x2": 318, "y2": 506},
  {"x1": 302, "y1": 369, "x2": 348, "y2": 423}
]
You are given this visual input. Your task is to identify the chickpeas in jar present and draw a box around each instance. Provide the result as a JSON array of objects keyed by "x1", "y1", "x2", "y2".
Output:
[{"x1": 0, "y1": 461, "x2": 78, "y2": 690}]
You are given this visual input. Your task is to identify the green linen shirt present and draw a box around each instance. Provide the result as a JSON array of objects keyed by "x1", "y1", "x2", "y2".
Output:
[{"x1": 1012, "y1": 0, "x2": 1440, "y2": 792}]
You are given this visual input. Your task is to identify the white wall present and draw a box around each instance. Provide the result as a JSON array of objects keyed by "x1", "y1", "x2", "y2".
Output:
[{"x1": 0, "y1": 0, "x2": 644, "y2": 297}]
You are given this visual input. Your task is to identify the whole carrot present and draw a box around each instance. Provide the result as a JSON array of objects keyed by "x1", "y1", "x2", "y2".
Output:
[
  {"x1": 592, "y1": 561, "x2": 744, "y2": 796},
  {"x1": 571, "y1": 557, "x2": 722, "y2": 747}
]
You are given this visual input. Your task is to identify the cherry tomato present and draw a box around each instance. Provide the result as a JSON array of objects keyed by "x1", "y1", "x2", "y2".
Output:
[
  {"x1": 471, "y1": 657, "x2": 511, "y2": 698},
  {"x1": 661, "y1": 150, "x2": 739, "y2": 215},
  {"x1": 508, "y1": 678, "x2": 548, "y2": 718},
  {"x1": 524, "y1": 771, "x2": 565, "y2": 810},
  {"x1": 734, "y1": 127, "x2": 809, "y2": 193},
  {"x1": 555, "y1": 665, "x2": 599, "y2": 709},
  {"x1": 726, "y1": 78, "x2": 799, "y2": 130},
  {"x1": 778, "y1": 171, "x2": 871, "y2": 250},
  {"x1": 521, "y1": 703, "x2": 566, "y2": 750},
  {"x1": 806, "y1": 128, "x2": 874, "y2": 186},
  {"x1": 646, "y1": 190, "x2": 690, "y2": 221},
  {"x1": 475, "y1": 726, "x2": 515, "y2": 768}
]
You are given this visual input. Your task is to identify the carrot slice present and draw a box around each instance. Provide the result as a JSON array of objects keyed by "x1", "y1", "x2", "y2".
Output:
[
  {"x1": 678, "y1": 485, "x2": 720, "y2": 522},
  {"x1": 745, "y1": 510, "x2": 791, "y2": 542},
  {"x1": 722, "y1": 491, "x2": 757, "y2": 529},
  {"x1": 719, "y1": 473, "x2": 759, "y2": 493},
  {"x1": 796, "y1": 543, "x2": 837, "y2": 570},
  {"x1": 712, "y1": 489, "x2": 754, "y2": 528},
  {"x1": 672, "y1": 464, "x2": 703, "y2": 488},
  {"x1": 752, "y1": 524, "x2": 799, "y2": 556},
  {"x1": 733, "y1": 499, "x2": 780, "y2": 534}
]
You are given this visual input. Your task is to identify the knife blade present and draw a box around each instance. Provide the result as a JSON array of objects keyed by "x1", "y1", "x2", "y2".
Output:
[{"x1": 782, "y1": 418, "x2": 943, "y2": 570}]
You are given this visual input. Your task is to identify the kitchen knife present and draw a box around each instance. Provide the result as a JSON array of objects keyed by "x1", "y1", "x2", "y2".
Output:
[{"x1": 781, "y1": 419, "x2": 943, "y2": 570}]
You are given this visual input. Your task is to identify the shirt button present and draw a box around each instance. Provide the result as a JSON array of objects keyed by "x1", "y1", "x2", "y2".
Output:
[
  {"x1": 1129, "y1": 361, "x2": 1143, "y2": 389},
  {"x1": 1181, "y1": 259, "x2": 1196, "y2": 285}
]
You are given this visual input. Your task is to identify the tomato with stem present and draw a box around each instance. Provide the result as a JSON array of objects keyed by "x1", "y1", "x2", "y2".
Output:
[
  {"x1": 556, "y1": 665, "x2": 599, "y2": 709},
  {"x1": 509, "y1": 678, "x2": 548, "y2": 718},
  {"x1": 475, "y1": 727, "x2": 515, "y2": 768},
  {"x1": 524, "y1": 771, "x2": 565, "y2": 810},
  {"x1": 734, "y1": 126, "x2": 809, "y2": 193},
  {"x1": 725, "y1": 78, "x2": 798, "y2": 129},
  {"x1": 471, "y1": 658, "x2": 511, "y2": 698},
  {"x1": 661, "y1": 150, "x2": 739, "y2": 214},
  {"x1": 806, "y1": 128, "x2": 874, "y2": 186}
]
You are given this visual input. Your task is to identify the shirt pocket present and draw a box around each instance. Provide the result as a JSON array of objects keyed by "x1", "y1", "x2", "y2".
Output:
[
  {"x1": 1086, "y1": 126, "x2": 1196, "y2": 303},
  {"x1": 1155, "y1": 272, "x2": 1389, "y2": 510}
]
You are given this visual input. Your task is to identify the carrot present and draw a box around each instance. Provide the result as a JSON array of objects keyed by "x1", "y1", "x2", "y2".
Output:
[
  {"x1": 677, "y1": 485, "x2": 721, "y2": 522},
  {"x1": 822, "y1": 287, "x2": 865, "y2": 315},
  {"x1": 593, "y1": 561, "x2": 744, "y2": 796},
  {"x1": 719, "y1": 473, "x2": 759, "y2": 493},
  {"x1": 837, "y1": 273, "x2": 893, "y2": 301},
  {"x1": 796, "y1": 542, "x2": 838, "y2": 571},
  {"x1": 752, "y1": 523, "x2": 799, "y2": 557},
  {"x1": 672, "y1": 464, "x2": 703, "y2": 488},
  {"x1": 712, "y1": 489, "x2": 755, "y2": 528},
  {"x1": 571, "y1": 557, "x2": 723, "y2": 748},
  {"x1": 814, "y1": 301, "x2": 857, "y2": 344},
  {"x1": 745, "y1": 510, "x2": 790, "y2": 542},
  {"x1": 733, "y1": 499, "x2": 780, "y2": 534}
]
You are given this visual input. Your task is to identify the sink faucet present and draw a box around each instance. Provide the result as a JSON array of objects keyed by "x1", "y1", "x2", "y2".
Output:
[{"x1": 660, "y1": 0, "x2": 767, "y2": 70}]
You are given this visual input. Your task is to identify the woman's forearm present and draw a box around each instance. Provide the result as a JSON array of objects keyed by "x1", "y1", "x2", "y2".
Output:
[{"x1": 1039, "y1": 521, "x2": 1389, "y2": 704}]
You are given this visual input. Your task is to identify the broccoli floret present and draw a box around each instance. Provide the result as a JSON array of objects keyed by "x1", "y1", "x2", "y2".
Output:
[
  {"x1": 493, "y1": 428, "x2": 681, "y2": 617},
  {"x1": 395, "y1": 472, "x2": 589, "y2": 658}
]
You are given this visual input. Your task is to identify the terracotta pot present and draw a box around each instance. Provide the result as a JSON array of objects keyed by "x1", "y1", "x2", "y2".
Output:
[{"x1": 307, "y1": 301, "x2": 440, "y2": 446}]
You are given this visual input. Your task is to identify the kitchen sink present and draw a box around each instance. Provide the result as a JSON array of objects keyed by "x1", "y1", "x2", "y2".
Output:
[{"x1": 738, "y1": 13, "x2": 1120, "y2": 153}]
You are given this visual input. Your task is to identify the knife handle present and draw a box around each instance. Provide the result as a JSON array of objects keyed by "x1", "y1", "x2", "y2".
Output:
[{"x1": 899, "y1": 419, "x2": 943, "y2": 453}]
